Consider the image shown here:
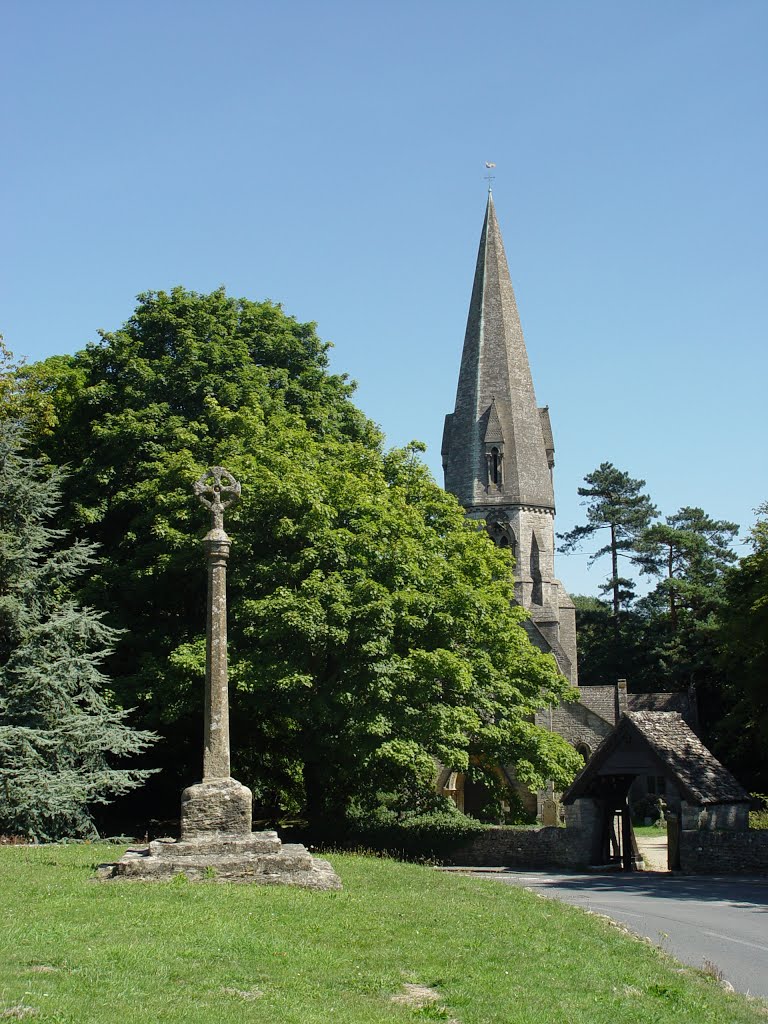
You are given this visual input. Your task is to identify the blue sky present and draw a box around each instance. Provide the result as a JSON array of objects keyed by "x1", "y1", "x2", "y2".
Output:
[{"x1": 3, "y1": 0, "x2": 766, "y2": 597}]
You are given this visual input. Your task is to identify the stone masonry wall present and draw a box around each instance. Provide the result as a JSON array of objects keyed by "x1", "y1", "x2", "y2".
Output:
[
  {"x1": 680, "y1": 800, "x2": 749, "y2": 831},
  {"x1": 680, "y1": 829, "x2": 768, "y2": 874},
  {"x1": 446, "y1": 823, "x2": 594, "y2": 868},
  {"x1": 447, "y1": 800, "x2": 601, "y2": 868},
  {"x1": 535, "y1": 701, "x2": 613, "y2": 757}
]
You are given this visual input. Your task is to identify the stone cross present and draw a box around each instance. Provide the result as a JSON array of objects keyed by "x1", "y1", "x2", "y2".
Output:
[
  {"x1": 194, "y1": 466, "x2": 241, "y2": 780},
  {"x1": 105, "y1": 458, "x2": 341, "y2": 884}
]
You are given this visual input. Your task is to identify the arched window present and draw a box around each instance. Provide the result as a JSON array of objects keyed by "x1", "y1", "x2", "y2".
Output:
[
  {"x1": 491, "y1": 447, "x2": 500, "y2": 484},
  {"x1": 576, "y1": 743, "x2": 591, "y2": 761},
  {"x1": 499, "y1": 536, "x2": 509, "y2": 548},
  {"x1": 530, "y1": 533, "x2": 543, "y2": 605}
]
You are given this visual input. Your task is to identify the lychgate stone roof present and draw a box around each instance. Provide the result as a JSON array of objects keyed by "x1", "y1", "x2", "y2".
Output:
[
  {"x1": 628, "y1": 711, "x2": 748, "y2": 805},
  {"x1": 563, "y1": 711, "x2": 749, "y2": 807},
  {"x1": 442, "y1": 193, "x2": 555, "y2": 510}
]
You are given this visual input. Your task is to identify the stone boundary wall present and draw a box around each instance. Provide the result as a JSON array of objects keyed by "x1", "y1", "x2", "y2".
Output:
[
  {"x1": 446, "y1": 824, "x2": 593, "y2": 869},
  {"x1": 680, "y1": 829, "x2": 768, "y2": 874}
]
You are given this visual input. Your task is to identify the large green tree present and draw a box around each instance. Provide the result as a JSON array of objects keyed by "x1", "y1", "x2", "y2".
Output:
[
  {"x1": 712, "y1": 503, "x2": 768, "y2": 789},
  {"x1": 0, "y1": 421, "x2": 156, "y2": 840},
  {"x1": 19, "y1": 288, "x2": 579, "y2": 832}
]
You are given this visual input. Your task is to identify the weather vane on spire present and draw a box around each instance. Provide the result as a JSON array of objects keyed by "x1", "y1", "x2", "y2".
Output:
[{"x1": 484, "y1": 161, "x2": 496, "y2": 192}]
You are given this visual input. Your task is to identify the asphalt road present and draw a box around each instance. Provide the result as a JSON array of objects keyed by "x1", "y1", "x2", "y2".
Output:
[{"x1": 452, "y1": 869, "x2": 768, "y2": 999}]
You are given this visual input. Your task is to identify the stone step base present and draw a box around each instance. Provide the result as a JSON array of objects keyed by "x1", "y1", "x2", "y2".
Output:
[
  {"x1": 149, "y1": 832, "x2": 282, "y2": 858},
  {"x1": 99, "y1": 838, "x2": 341, "y2": 890}
]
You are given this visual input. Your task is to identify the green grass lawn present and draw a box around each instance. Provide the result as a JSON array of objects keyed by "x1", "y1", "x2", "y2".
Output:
[
  {"x1": 633, "y1": 824, "x2": 668, "y2": 837},
  {"x1": 1, "y1": 844, "x2": 764, "y2": 1024}
]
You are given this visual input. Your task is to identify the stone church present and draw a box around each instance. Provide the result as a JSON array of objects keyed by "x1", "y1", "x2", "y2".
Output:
[{"x1": 438, "y1": 192, "x2": 696, "y2": 819}]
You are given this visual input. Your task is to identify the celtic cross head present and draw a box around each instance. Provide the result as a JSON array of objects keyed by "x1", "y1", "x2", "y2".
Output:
[{"x1": 194, "y1": 466, "x2": 241, "y2": 531}]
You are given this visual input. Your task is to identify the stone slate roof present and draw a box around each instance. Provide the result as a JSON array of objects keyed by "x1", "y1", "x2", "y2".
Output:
[
  {"x1": 578, "y1": 686, "x2": 617, "y2": 724},
  {"x1": 628, "y1": 691, "x2": 694, "y2": 720},
  {"x1": 564, "y1": 711, "x2": 749, "y2": 806},
  {"x1": 629, "y1": 712, "x2": 748, "y2": 804},
  {"x1": 483, "y1": 398, "x2": 505, "y2": 443},
  {"x1": 522, "y1": 619, "x2": 572, "y2": 681},
  {"x1": 576, "y1": 686, "x2": 697, "y2": 728},
  {"x1": 538, "y1": 407, "x2": 555, "y2": 469},
  {"x1": 442, "y1": 192, "x2": 555, "y2": 511}
]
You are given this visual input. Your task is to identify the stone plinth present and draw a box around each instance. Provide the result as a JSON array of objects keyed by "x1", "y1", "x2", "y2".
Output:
[
  {"x1": 103, "y1": 775, "x2": 341, "y2": 890},
  {"x1": 105, "y1": 833, "x2": 341, "y2": 889},
  {"x1": 181, "y1": 778, "x2": 253, "y2": 838}
]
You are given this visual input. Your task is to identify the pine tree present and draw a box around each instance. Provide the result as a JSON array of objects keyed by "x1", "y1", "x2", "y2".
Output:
[
  {"x1": 713, "y1": 503, "x2": 768, "y2": 789},
  {"x1": 637, "y1": 507, "x2": 738, "y2": 631},
  {"x1": 559, "y1": 463, "x2": 658, "y2": 635},
  {"x1": 0, "y1": 420, "x2": 156, "y2": 840}
]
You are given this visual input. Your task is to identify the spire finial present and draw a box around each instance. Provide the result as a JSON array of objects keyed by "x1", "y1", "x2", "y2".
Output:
[{"x1": 484, "y1": 161, "x2": 496, "y2": 193}]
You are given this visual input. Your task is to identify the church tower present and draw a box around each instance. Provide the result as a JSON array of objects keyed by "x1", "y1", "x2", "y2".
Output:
[{"x1": 442, "y1": 192, "x2": 578, "y2": 685}]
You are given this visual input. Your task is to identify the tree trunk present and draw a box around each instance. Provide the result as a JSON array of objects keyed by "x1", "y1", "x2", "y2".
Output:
[
  {"x1": 668, "y1": 542, "x2": 678, "y2": 633},
  {"x1": 611, "y1": 523, "x2": 620, "y2": 641}
]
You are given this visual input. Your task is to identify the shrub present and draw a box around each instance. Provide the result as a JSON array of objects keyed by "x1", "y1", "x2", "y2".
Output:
[
  {"x1": 346, "y1": 806, "x2": 490, "y2": 861},
  {"x1": 749, "y1": 794, "x2": 768, "y2": 830}
]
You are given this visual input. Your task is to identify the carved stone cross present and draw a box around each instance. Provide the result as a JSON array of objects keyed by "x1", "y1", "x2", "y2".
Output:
[
  {"x1": 194, "y1": 466, "x2": 241, "y2": 780},
  {"x1": 104, "y1": 464, "x2": 342, "y2": 887},
  {"x1": 194, "y1": 466, "x2": 241, "y2": 533}
]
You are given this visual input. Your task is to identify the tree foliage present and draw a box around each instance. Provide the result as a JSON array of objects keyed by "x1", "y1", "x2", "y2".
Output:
[
  {"x1": 568, "y1": 482, "x2": 767, "y2": 787},
  {"x1": 570, "y1": 595, "x2": 641, "y2": 686},
  {"x1": 559, "y1": 463, "x2": 657, "y2": 632},
  {"x1": 572, "y1": 506, "x2": 740, "y2": 693},
  {"x1": 713, "y1": 503, "x2": 768, "y2": 789},
  {"x1": 638, "y1": 508, "x2": 738, "y2": 630},
  {"x1": 19, "y1": 288, "x2": 580, "y2": 832},
  {"x1": 632, "y1": 507, "x2": 739, "y2": 699},
  {"x1": 0, "y1": 421, "x2": 156, "y2": 840}
]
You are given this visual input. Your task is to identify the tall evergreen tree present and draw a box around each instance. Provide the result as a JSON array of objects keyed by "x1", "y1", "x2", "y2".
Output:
[
  {"x1": 637, "y1": 507, "x2": 738, "y2": 631},
  {"x1": 571, "y1": 595, "x2": 647, "y2": 686},
  {"x1": 0, "y1": 421, "x2": 156, "y2": 840},
  {"x1": 558, "y1": 463, "x2": 657, "y2": 635},
  {"x1": 713, "y1": 503, "x2": 768, "y2": 789},
  {"x1": 626, "y1": 508, "x2": 739, "y2": 696}
]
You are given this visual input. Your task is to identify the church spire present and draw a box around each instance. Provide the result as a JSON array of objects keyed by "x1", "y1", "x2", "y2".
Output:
[{"x1": 442, "y1": 193, "x2": 554, "y2": 511}]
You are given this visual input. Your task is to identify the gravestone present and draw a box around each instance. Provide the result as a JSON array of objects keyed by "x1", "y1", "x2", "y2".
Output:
[{"x1": 102, "y1": 467, "x2": 341, "y2": 889}]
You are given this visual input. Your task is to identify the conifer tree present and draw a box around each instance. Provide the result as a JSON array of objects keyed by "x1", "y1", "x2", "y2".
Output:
[
  {"x1": 559, "y1": 462, "x2": 657, "y2": 635},
  {"x1": 0, "y1": 421, "x2": 155, "y2": 840},
  {"x1": 637, "y1": 507, "x2": 738, "y2": 631},
  {"x1": 713, "y1": 502, "x2": 768, "y2": 789}
]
